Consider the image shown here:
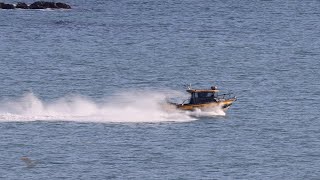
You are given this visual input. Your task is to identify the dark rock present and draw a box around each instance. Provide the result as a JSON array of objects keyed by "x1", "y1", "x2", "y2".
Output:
[
  {"x1": 16, "y1": 2, "x2": 29, "y2": 9},
  {"x1": 55, "y1": 2, "x2": 71, "y2": 9},
  {"x1": 0, "y1": 3, "x2": 15, "y2": 9},
  {"x1": 1, "y1": 1, "x2": 71, "y2": 10},
  {"x1": 29, "y1": 1, "x2": 55, "y2": 9},
  {"x1": 43, "y1": 2, "x2": 56, "y2": 8}
]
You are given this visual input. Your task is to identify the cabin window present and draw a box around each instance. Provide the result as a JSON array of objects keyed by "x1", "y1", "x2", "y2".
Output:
[
  {"x1": 197, "y1": 92, "x2": 214, "y2": 98},
  {"x1": 190, "y1": 93, "x2": 196, "y2": 104},
  {"x1": 207, "y1": 93, "x2": 214, "y2": 97},
  {"x1": 190, "y1": 92, "x2": 216, "y2": 104}
]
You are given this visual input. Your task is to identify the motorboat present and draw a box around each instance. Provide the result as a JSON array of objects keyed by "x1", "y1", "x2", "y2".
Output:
[{"x1": 168, "y1": 85, "x2": 236, "y2": 112}]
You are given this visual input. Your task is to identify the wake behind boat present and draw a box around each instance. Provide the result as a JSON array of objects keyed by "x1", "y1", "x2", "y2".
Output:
[{"x1": 167, "y1": 85, "x2": 237, "y2": 112}]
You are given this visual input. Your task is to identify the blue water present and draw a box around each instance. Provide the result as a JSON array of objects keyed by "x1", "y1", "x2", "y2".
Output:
[{"x1": 1, "y1": 0, "x2": 320, "y2": 179}]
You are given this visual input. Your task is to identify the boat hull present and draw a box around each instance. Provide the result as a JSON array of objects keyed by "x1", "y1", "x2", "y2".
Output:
[{"x1": 175, "y1": 98, "x2": 236, "y2": 112}]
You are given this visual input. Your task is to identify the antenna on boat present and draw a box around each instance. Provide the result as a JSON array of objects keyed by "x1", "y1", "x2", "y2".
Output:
[{"x1": 184, "y1": 83, "x2": 192, "y2": 90}]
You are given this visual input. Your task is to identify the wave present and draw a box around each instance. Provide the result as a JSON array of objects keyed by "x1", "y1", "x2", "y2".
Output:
[{"x1": 0, "y1": 91, "x2": 225, "y2": 123}]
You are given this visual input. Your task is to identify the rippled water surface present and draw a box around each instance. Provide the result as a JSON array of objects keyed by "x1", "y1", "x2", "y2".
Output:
[{"x1": 0, "y1": 0, "x2": 320, "y2": 179}]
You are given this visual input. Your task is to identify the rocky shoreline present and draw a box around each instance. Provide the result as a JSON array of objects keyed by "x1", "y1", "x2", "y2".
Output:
[{"x1": 0, "y1": 1, "x2": 71, "y2": 9}]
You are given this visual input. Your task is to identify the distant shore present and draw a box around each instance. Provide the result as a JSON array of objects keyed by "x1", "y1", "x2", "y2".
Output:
[{"x1": 0, "y1": 1, "x2": 71, "y2": 9}]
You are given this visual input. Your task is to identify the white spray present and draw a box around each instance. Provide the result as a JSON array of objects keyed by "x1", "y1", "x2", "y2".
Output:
[{"x1": 0, "y1": 91, "x2": 225, "y2": 123}]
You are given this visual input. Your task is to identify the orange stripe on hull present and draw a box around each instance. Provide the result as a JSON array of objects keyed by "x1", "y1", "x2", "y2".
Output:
[{"x1": 176, "y1": 99, "x2": 236, "y2": 112}]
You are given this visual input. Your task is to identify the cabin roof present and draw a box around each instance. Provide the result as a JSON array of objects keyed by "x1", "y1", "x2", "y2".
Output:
[{"x1": 186, "y1": 89, "x2": 219, "y2": 93}]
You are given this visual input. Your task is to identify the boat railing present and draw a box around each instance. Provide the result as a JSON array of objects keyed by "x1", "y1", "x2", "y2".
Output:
[
  {"x1": 166, "y1": 97, "x2": 190, "y2": 105},
  {"x1": 177, "y1": 99, "x2": 189, "y2": 105}
]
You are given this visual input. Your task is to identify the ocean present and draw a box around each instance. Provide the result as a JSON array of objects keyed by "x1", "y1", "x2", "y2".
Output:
[{"x1": 0, "y1": 0, "x2": 319, "y2": 179}]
